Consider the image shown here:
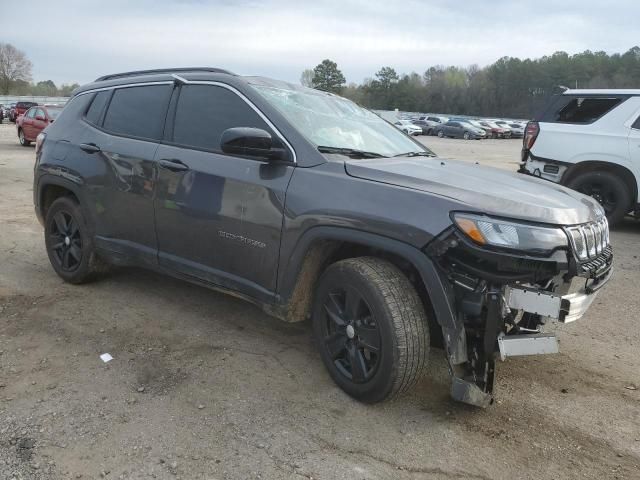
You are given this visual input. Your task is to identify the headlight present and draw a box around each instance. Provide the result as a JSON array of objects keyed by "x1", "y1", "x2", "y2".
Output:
[{"x1": 453, "y1": 213, "x2": 568, "y2": 254}]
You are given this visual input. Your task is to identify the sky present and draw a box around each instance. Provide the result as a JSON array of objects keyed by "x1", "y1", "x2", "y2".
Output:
[{"x1": 4, "y1": 0, "x2": 640, "y2": 86}]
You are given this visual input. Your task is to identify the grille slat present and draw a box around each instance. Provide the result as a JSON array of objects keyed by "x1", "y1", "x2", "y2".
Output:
[
  {"x1": 585, "y1": 226, "x2": 596, "y2": 257},
  {"x1": 594, "y1": 223, "x2": 602, "y2": 254},
  {"x1": 566, "y1": 217, "x2": 610, "y2": 261}
]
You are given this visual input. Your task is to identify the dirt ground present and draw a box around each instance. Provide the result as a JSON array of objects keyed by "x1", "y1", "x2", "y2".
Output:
[{"x1": 0, "y1": 123, "x2": 638, "y2": 480}]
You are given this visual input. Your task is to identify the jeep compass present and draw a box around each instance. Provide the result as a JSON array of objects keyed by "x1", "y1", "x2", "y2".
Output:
[{"x1": 33, "y1": 68, "x2": 613, "y2": 407}]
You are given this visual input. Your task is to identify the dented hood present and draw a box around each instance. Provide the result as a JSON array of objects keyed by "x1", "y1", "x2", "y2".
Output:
[{"x1": 345, "y1": 156, "x2": 602, "y2": 225}]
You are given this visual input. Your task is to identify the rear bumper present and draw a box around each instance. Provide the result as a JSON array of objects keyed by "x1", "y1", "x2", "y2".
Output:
[{"x1": 518, "y1": 153, "x2": 571, "y2": 183}]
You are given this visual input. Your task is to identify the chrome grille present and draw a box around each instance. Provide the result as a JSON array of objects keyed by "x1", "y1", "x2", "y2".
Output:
[
  {"x1": 593, "y1": 223, "x2": 602, "y2": 254},
  {"x1": 566, "y1": 217, "x2": 610, "y2": 261}
]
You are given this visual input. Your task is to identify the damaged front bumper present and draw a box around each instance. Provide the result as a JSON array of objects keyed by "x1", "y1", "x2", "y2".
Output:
[
  {"x1": 505, "y1": 263, "x2": 612, "y2": 324},
  {"x1": 498, "y1": 263, "x2": 612, "y2": 360},
  {"x1": 426, "y1": 225, "x2": 613, "y2": 408}
]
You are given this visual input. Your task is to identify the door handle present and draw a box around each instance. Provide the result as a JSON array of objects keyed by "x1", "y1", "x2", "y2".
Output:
[
  {"x1": 159, "y1": 158, "x2": 190, "y2": 172},
  {"x1": 79, "y1": 143, "x2": 101, "y2": 153}
]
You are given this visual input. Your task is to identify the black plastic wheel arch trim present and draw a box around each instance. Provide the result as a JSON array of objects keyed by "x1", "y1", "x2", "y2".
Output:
[{"x1": 279, "y1": 226, "x2": 459, "y2": 330}]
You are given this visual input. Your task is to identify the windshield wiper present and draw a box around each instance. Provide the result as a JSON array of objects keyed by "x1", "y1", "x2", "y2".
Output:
[
  {"x1": 393, "y1": 151, "x2": 437, "y2": 158},
  {"x1": 317, "y1": 146, "x2": 386, "y2": 159}
]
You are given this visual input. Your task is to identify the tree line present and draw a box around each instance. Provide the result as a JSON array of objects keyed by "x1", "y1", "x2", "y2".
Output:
[
  {"x1": 304, "y1": 47, "x2": 640, "y2": 118},
  {"x1": 0, "y1": 43, "x2": 79, "y2": 97},
  {"x1": 4, "y1": 41, "x2": 639, "y2": 115}
]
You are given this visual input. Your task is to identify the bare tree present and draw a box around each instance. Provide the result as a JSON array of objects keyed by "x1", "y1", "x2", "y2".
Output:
[
  {"x1": 0, "y1": 43, "x2": 33, "y2": 94},
  {"x1": 300, "y1": 68, "x2": 314, "y2": 87}
]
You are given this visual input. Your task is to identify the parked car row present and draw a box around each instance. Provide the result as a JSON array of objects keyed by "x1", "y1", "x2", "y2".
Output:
[
  {"x1": 2, "y1": 101, "x2": 39, "y2": 123},
  {"x1": 390, "y1": 112, "x2": 528, "y2": 140},
  {"x1": 0, "y1": 103, "x2": 15, "y2": 123}
]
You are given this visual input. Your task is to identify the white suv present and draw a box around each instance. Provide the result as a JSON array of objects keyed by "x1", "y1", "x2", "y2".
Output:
[{"x1": 520, "y1": 89, "x2": 640, "y2": 225}]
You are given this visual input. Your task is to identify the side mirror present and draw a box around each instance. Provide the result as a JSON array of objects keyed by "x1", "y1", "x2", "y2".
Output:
[
  {"x1": 35, "y1": 115, "x2": 45, "y2": 121},
  {"x1": 220, "y1": 127, "x2": 289, "y2": 161}
]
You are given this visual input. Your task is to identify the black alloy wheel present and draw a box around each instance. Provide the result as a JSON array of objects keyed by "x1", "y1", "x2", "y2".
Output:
[
  {"x1": 44, "y1": 196, "x2": 108, "y2": 283},
  {"x1": 312, "y1": 257, "x2": 430, "y2": 403},
  {"x1": 320, "y1": 286, "x2": 381, "y2": 384},
  {"x1": 48, "y1": 210, "x2": 83, "y2": 272}
]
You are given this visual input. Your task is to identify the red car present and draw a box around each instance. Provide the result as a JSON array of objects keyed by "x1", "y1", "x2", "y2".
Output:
[
  {"x1": 16, "y1": 105, "x2": 64, "y2": 146},
  {"x1": 10, "y1": 101, "x2": 38, "y2": 122}
]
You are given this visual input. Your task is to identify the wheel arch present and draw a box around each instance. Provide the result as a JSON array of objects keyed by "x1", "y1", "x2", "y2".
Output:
[
  {"x1": 273, "y1": 227, "x2": 456, "y2": 335},
  {"x1": 36, "y1": 176, "x2": 84, "y2": 225},
  {"x1": 561, "y1": 160, "x2": 638, "y2": 205}
]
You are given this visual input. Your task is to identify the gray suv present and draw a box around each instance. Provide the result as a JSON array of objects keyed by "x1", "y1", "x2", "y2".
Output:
[{"x1": 33, "y1": 68, "x2": 613, "y2": 407}]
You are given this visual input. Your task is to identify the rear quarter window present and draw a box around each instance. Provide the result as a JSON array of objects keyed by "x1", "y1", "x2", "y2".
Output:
[
  {"x1": 84, "y1": 91, "x2": 111, "y2": 125},
  {"x1": 540, "y1": 95, "x2": 625, "y2": 124}
]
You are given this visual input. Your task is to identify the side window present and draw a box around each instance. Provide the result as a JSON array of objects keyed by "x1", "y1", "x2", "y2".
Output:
[
  {"x1": 85, "y1": 91, "x2": 111, "y2": 126},
  {"x1": 172, "y1": 84, "x2": 272, "y2": 153},
  {"x1": 103, "y1": 85, "x2": 172, "y2": 140},
  {"x1": 27, "y1": 108, "x2": 36, "y2": 118},
  {"x1": 632, "y1": 114, "x2": 640, "y2": 130},
  {"x1": 35, "y1": 108, "x2": 46, "y2": 119},
  {"x1": 552, "y1": 96, "x2": 623, "y2": 124}
]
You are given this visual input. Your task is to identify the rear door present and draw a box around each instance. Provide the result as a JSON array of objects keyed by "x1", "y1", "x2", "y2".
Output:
[
  {"x1": 73, "y1": 83, "x2": 173, "y2": 265},
  {"x1": 154, "y1": 83, "x2": 295, "y2": 298}
]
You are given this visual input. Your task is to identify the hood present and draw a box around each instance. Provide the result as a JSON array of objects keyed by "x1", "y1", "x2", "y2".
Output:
[{"x1": 345, "y1": 157, "x2": 603, "y2": 225}]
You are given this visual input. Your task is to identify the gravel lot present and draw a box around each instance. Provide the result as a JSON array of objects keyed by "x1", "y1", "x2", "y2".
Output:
[{"x1": 1, "y1": 123, "x2": 639, "y2": 480}]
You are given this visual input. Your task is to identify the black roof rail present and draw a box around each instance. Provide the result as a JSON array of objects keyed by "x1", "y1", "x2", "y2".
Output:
[{"x1": 95, "y1": 67, "x2": 236, "y2": 82}]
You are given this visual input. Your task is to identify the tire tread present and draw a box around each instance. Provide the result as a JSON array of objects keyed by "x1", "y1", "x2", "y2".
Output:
[{"x1": 333, "y1": 257, "x2": 429, "y2": 400}]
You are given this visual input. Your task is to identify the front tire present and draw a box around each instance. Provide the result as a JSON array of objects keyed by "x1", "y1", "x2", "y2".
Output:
[
  {"x1": 463, "y1": 132, "x2": 471, "y2": 140},
  {"x1": 566, "y1": 171, "x2": 631, "y2": 226},
  {"x1": 312, "y1": 257, "x2": 430, "y2": 403},
  {"x1": 44, "y1": 196, "x2": 107, "y2": 284},
  {"x1": 437, "y1": 130, "x2": 444, "y2": 138},
  {"x1": 18, "y1": 129, "x2": 30, "y2": 146}
]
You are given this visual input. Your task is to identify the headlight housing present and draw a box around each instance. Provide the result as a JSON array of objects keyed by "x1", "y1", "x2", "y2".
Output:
[{"x1": 453, "y1": 213, "x2": 568, "y2": 255}]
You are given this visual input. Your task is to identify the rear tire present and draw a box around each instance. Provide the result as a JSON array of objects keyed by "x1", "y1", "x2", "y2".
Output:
[
  {"x1": 566, "y1": 171, "x2": 631, "y2": 226},
  {"x1": 18, "y1": 129, "x2": 30, "y2": 146},
  {"x1": 44, "y1": 196, "x2": 108, "y2": 284},
  {"x1": 312, "y1": 257, "x2": 430, "y2": 403}
]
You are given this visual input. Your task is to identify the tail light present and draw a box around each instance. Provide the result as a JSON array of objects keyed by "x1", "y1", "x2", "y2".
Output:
[
  {"x1": 523, "y1": 121, "x2": 539, "y2": 150},
  {"x1": 35, "y1": 132, "x2": 46, "y2": 155}
]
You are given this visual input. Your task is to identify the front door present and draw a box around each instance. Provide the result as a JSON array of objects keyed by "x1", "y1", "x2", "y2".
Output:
[{"x1": 154, "y1": 83, "x2": 294, "y2": 298}]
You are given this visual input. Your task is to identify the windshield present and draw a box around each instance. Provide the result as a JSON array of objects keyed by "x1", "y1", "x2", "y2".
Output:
[{"x1": 251, "y1": 84, "x2": 433, "y2": 158}]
